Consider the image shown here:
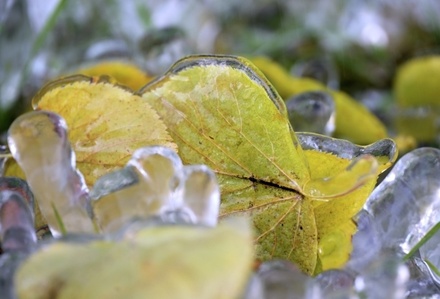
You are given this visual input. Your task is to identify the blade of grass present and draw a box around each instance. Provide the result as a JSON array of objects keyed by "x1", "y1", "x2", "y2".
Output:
[
  {"x1": 51, "y1": 201, "x2": 67, "y2": 235},
  {"x1": 20, "y1": 0, "x2": 68, "y2": 85},
  {"x1": 403, "y1": 221, "x2": 440, "y2": 261},
  {"x1": 424, "y1": 259, "x2": 440, "y2": 277}
]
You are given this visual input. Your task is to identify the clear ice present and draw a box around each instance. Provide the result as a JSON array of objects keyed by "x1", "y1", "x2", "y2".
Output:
[
  {"x1": 354, "y1": 147, "x2": 440, "y2": 296},
  {"x1": 0, "y1": 177, "x2": 37, "y2": 299},
  {"x1": 245, "y1": 146, "x2": 440, "y2": 298},
  {"x1": 364, "y1": 147, "x2": 440, "y2": 254},
  {"x1": 91, "y1": 146, "x2": 220, "y2": 232},
  {"x1": 0, "y1": 145, "x2": 9, "y2": 175},
  {"x1": 405, "y1": 257, "x2": 440, "y2": 297},
  {"x1": 347, "y1": 210, "x2": 382, "y2": 272},
  {"x1": 309, "y1": 269, "x2": 356, "y2": 299},
  {"x1": 298, "y1": 132, "x2": 397, "y2": 198},
  {"x1": 286, "y1": 91, "x2": 335, "y2": 136},
  {"x1": 7, "y1": 111, "x2": 95, "y2": 236},
  {"x1": 255, "y1": 260, "x2": 312, "y2": 299},
  {"x1": 0, "y1": 177, "x2": 36, "y2": 253},
  {"x1": 354, "y1": 252, "x2": 409, "y2": 299}
]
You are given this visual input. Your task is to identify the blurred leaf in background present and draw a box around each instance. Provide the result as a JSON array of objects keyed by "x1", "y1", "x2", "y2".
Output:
[{"x1": 2, "y1": 0, "x2": 440, "y2": 142}]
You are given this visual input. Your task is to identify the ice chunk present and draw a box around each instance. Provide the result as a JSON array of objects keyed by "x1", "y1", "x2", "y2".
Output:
[
  {"x1": 354, "y1": 252, "x2": 409, "y2": 299},
  {"x1": 308, "y1": 269, "x2": 356, "y2": 299},
  {"x1": 418, "y1": 227, "x2": 440, "y2": 291},
  {"x1": 0, "y1": 251, "x2": 27, "y2": 299},
  {"x1": 241, "y1": 274, "x2": 265, "y2": 299},
  {"x1": 92, "y1": 146, "x2": 220, "y2": 232},
  {"x1": 92, "y1": 146, "x2": 182, "y2": 231},
  {"x1": 256, "y1": 260, "x2": 312, "y2": 298},
  {"x1": 171, "y1": 165, "x2": 220, "y2": 227},
  {"x1": 405, "y1": 256, "x2": 440, "y2": 297},
  {"x1": 0, "y1": 178, "x2": 36, "y2": 299},
  {"x1": 0, "y1": 145, "x2": 9, "y2": 175},
  {"x1": 0, "y1": 177, "x2": 36, "y2": 253},
  {"x1": 347, "y1": 210, "x2": 382, "y2": 272},
  {"x1": 364, "y1": 147, "x2": 440, "y2": 254},
  {"x1": 7, "y1": 111, "x2": 95, "y2": 236},
  {"x1": 286, "y1": 91, "x2": 335, "y2": 136}
]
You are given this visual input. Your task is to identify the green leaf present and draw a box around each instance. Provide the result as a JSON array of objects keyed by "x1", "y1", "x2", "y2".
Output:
[
  {"x1": 249, "y1": 56, "x2": 388, "y2": 145},
  {"x1": 140, "y1": 55, "x2": 397, "y2": 274},
  {"x1": 15, "y1": 219, "x2": 253, "y2": 299},
  {"x1": 5, "y1": 75, "x2": 177, "y2": 233},
  {"x1": 32, "y1": 75, "x2": 177, "y2": 187},
  {"x1": 394, "y1": 55, "x2": 440, "y2": 143}
]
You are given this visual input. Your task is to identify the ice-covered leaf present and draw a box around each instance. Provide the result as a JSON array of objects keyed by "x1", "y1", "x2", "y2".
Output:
[
  {"x1": 6, "y1": 75, "x2": 177, "y2": 187},
  {"x1": 15, "y1": 219, "x2": 253, "y2": 299},
  {"x1": 249, "y1": 56, "x2": 387, "y2": 145},
  {"x1": 140, "y1": 55, "x2": 397, "y2": 274},
  {"x1": 298, "y1": 133, "x2": 397, "y2": 272}
]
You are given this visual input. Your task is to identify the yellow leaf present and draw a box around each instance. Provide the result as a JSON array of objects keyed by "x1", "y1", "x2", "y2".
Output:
[
  {"x1": 393, "y1": 55, "x2": 440, "y2": 142},
  {"x1": 298, "y1": 133, "x2": 397, "y2": 272},
  {"x1": 394, "y1": 55, "x2": 440, "y2": 108},
  {"x1": 249, "y1": 56, "x2": 388, "y2": 144},
  {"x1": 30, "y1": 75, "x2": 177, "y2": 187},
  {"x1": 74, "y1": 60, "x2": 154, "y2": 91},
  {"x1": 15, "y1": 219, "x2": 253, "y2": 299},
  {"x1": 140, "y1": 55, "x2": 397, "y2": 274},
  {"x1": 4, "y1": 76, "x2": 176, "y2": 233}
]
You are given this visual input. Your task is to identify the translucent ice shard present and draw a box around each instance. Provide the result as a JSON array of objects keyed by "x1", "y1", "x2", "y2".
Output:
[
  {"x1": 364, "y1": 147, "x2": 440, "y2": 254},
  {"x1": 354, "y1": 252, "x2": 409, "y2": 299},
  {"x1": 405, "y1": 256, "x2": 440, "y2": 297},
  {"x1": 7, "y1": 111, "x2": 95, "y2": 236},
  {"x1": 241, "y1": 274, "x2": 265, "y2": 299},
  {"x1": 308, "y1": 269, "x2": 356, "y2": 299},
  {"x1": 254, "y1": 260, "x2": 312, "y2": 299},
  {"x1": 298, "y1": 133, "x2": 397, "y2": 198},
  {"x1": 347, "y1": 210, "x2": 382, "y2": 273},
  {"x1": 286, "y1": 91, "x2": 335, "y2": 136},
  {"x1": 297, "y1": 133, "x2": 398, "y2": 166},
  {"x1": 0, "y1": 177, "x2": 36, "y2": 253},
  {"x1": 416, "y1": 224, "x2": 440, "y2": 290},
  {"x1": 92, "y1": 146, "x2": 183, "y2": 231},
  {"x1": 0, "y1": 0, "x2": 14, "y2": 25},
  {"x1": 175, "y1": 165, "x2": 220, "y2": 227},
  {"x1": 0, "y1": 145, "x2": 9, "y2": 175},
  {"x1": 92, "y1": 146, "x2": 220, "y2": 232},
  {"x1": 0, "y1": 177, "x2": 36, "y2": 299},
  {"x1": 303, "y1": 154, "x2": 378, "y2": 198}
]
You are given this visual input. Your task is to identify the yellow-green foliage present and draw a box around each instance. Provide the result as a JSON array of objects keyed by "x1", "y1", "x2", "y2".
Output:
[{"x1": 250, "y1": 56, "x2": 388, "y2": 145}]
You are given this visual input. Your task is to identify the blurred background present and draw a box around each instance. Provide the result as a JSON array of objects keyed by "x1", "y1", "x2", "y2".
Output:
[{"x1": 1, "y1": 0, "x2": 440, "y2": 141}]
